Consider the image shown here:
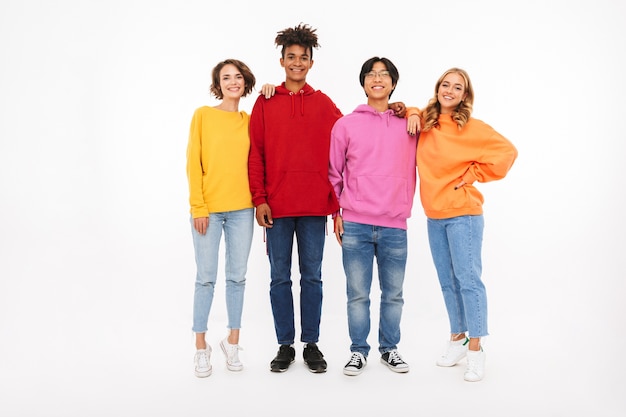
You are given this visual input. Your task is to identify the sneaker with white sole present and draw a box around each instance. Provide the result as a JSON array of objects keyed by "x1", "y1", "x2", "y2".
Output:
[
  {"x1": 380, "y1": 349, "x2": 409, "y2": 373},
  {"x1": 436, "y1": 337, "x2": 469, "y2": 367},
  {"x1": 194, "y1": 346, "x2": 212, "y2": 378},
  {"x1": 220, "y1": 337, "x2": 243, "y2": 371},
  {"x1": 343, "y1": 352, "x2": 367, "y2": 376},
  {"x1": 464, "y1": 348, "x2": 485, "y2": 382}
]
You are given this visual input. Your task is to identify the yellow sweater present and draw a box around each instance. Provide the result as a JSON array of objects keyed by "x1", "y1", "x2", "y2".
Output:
[
  {"x1": 186, "y1": 106, "x2": 253, "y2": 218},
  {"x1": 416, "y1": 114, "x2": 517, "y2": 219}
]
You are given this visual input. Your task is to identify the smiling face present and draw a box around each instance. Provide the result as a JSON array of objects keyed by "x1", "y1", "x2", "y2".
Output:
[
  {"x1": 437, "y1": 72, "x2": 468, "y2": 114},
  {"x1": 364, "y1": 61, "x2": 395, "y2": 103},
  {"x1": 280, "y1": 44, "x2": 313, "y2": 87},
  {"x1": 218, "y1": 63, "x2": 246, "y2": 100}
]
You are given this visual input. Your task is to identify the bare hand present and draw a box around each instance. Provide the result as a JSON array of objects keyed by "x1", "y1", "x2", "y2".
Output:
[
  {"x1": 194, "y1": 217, "x2": 208, "y2": 235},
  {"x1": 333, "y1": 215, "x2": 344, "y2": 245},
  {"x1": 260, "y1": 84, "x2": 276, "y2": 99},
  {"x1": 389, "y1": 102, "x2": 406, "y2": 118},
  {"x1": 407, "y1": 113, "x2": 421, "y2": 136},
  {"x1": 255, "y1": 203, "x2": 273, "y2": 227}
]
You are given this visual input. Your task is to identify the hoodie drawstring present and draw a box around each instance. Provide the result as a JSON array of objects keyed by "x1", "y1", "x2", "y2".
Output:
[{"x1": 288, "y1": 90, "x2": 305, "y2": 118}]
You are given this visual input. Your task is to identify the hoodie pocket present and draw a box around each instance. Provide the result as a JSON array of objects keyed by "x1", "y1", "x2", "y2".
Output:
[
  {"x1": 270, "y1": 170, "x2": 335, "y2": 214},
  {"x1": 356, "y1": 175, "x2": 409, "y2": 218}
]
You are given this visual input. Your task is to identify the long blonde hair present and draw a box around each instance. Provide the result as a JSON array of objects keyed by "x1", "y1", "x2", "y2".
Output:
[{"x1": 421, "y1": 68, "x2": 474, "y2": 131}]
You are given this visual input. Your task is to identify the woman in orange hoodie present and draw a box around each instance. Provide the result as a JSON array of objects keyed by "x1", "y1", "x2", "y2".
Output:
[{"x1": 410, "y1": 68, "x2": 517, "y2": 382}]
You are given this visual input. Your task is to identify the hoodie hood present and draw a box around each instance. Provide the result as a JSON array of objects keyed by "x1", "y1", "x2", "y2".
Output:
[
  {"x1": 352, "y1": 104, "x2": 395, "y2": 126},
  {"x1": 354, "y1": 104, "x2": 395, "y2": 120}
]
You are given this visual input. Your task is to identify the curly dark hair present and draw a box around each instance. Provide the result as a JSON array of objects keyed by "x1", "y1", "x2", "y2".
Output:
[{"x1": 275, "y1": 23, "x2": 320, "y2": 59}]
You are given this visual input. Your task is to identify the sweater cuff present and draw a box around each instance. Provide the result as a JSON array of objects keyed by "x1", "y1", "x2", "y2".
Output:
[{"x1": 405, "y1": 106, "x2": 420, "y2": 119}]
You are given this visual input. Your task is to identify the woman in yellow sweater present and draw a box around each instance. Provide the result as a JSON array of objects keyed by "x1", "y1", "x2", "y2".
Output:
[
  {"x1": 186, "y1": 59, "x2": 256, "y2": 377},
  {"x1": 410, "y1": 68, "x2": 517, "y2": 382}
]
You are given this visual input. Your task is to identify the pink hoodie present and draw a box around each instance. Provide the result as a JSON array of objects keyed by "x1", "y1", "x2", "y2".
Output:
[{"x1": 328, "y1": 104, "x2": 418, "y2": 230}]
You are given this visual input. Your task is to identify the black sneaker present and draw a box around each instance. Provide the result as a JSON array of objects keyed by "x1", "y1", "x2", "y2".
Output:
[
  {"x1": 270, "y1": 345, "x2": 295, "y2": 372},
  {"x1": 303, "y1": 343, "x2": 327, "y2": 373},
  {"x1": 380, "y1": 349, "x2": 409, "y2": 373},
  {"x1": 343, "y1": 352, "x2": 367, "y2": 376}
]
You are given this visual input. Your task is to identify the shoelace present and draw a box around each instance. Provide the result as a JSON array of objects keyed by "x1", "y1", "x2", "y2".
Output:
[
  {"x1": 387, "y1": 350, "x2": 405, "y2": 365},
  {"x1": 467, "y1": 357, "x2": 478, "y2": 371},
  {"x1": 225, "y1": 344, "x2": 243, "y2": 363},
  {"x1": 196, "y1": 351, "x2": 209, "y2": 367},
  {"x1": 347, "y1": 353, "x2": 362, "y2": 366},
  {"x1": 466, "y1": 350, "x2": 483, "y2": 371}
]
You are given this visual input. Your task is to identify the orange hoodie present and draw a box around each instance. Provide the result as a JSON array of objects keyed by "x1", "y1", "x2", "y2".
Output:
[{"x1": 416, "y1": 114, "x2": 517, "y2": 219}]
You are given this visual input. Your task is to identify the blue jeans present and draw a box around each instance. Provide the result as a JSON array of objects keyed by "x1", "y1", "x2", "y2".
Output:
[
  {"x1": 341, "y1": 221, "x2": 407, "y2": 357},
  {"x1": 266, "y1": 216, "x2": 326, "y2": 345},
  {"x1": 427, "y1": 215, "x2": 488, "y2": 338},
  {"x1": 191, "y1": 208, "x2": 254, "y2": 333}
]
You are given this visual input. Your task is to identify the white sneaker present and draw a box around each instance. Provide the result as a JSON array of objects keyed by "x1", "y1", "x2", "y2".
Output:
[
  {"x1": 436, "y1": 337, "x2": 469, "y2": 367},
  {"x1": 194, "y1": 346, "x2": 212, "y2": 378},
  {"x1": 464, "y1": 349, "x2": 485, "y2": 382},
  {"x1": 220, "y1": 337, "x2": 243, "y2": 371}
]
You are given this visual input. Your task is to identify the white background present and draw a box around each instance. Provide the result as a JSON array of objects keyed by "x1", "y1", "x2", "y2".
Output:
[{"x1": 1, "y1": 0, "x2": 624, "y2": 416}]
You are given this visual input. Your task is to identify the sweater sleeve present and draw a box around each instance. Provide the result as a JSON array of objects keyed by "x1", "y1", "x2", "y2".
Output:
[
  {"x1": 328, "y1": 120, "x2": 346, "y2": 215},
  {"x1": 186, "y1": 109, "x2": 208, "y2": 218},
  {"x1": 248, "y1": 97, "x2": 267, "y2": 207},
  {"x1": 405, "y1": 106, "x2": 420, "y2": 118},
  {"x1": 461, "y1": 123, "x2": 518, "y2": 184}
]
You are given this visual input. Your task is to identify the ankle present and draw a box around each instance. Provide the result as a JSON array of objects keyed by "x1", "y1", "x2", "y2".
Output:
[
  {"x1": 468, "y1": 337, "x2": 481, "y2": 351},
  {"x1": 228, "y1": 329, "x2": 240, "y2": 345},
  {"x1": 451, "y1": 333, "x2": 467, "y2": 342},
  {"x1": 195, "y1": 333, "x2": 207, "y2": 350}
]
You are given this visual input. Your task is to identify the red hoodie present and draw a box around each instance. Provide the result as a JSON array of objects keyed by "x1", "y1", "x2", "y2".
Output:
[{"x1": 248, "y1": 83, "x2": 342, "y2": 218}]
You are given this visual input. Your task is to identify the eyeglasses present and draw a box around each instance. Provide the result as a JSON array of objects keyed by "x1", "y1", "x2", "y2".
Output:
[{"x1": 364, "y1": 70, "x2": 391, "y2": 79}]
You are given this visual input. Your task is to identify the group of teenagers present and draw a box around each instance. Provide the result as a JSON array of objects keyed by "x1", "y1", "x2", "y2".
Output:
[{"x1": 186, "y1": 23, "x2": 518, "y2": 383}]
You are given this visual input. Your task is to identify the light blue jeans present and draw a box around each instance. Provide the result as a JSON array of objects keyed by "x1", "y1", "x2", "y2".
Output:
[
  {"x1": 427, "y1": 215, "x2": 488, "y2": 338},
  {"x1": 341, "y1": 221, "x2": 407, "y2": 357},
  {"x1": 191, "y1": 208, "x2": 254, "y2": 333}
]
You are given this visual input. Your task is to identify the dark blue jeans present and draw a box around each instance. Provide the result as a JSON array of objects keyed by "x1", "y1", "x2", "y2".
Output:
[{"x1": 266, "y1": 216, "x2": 326, "y2": 345}]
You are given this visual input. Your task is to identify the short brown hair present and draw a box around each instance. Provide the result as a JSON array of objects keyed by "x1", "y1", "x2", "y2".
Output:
[{"x1": 209, "y1": 59, "x2": 256, "y2": 100}]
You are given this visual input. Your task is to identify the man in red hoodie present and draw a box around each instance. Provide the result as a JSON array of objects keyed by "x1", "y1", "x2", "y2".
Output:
[{"x1": 248, "y1": 23, "x2": 341, "y2": 373}]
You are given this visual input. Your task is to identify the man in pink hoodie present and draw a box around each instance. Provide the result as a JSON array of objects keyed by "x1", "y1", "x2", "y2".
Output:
[{"x1": 328, "y1": 56, "x2": 418, "y2": 376}]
